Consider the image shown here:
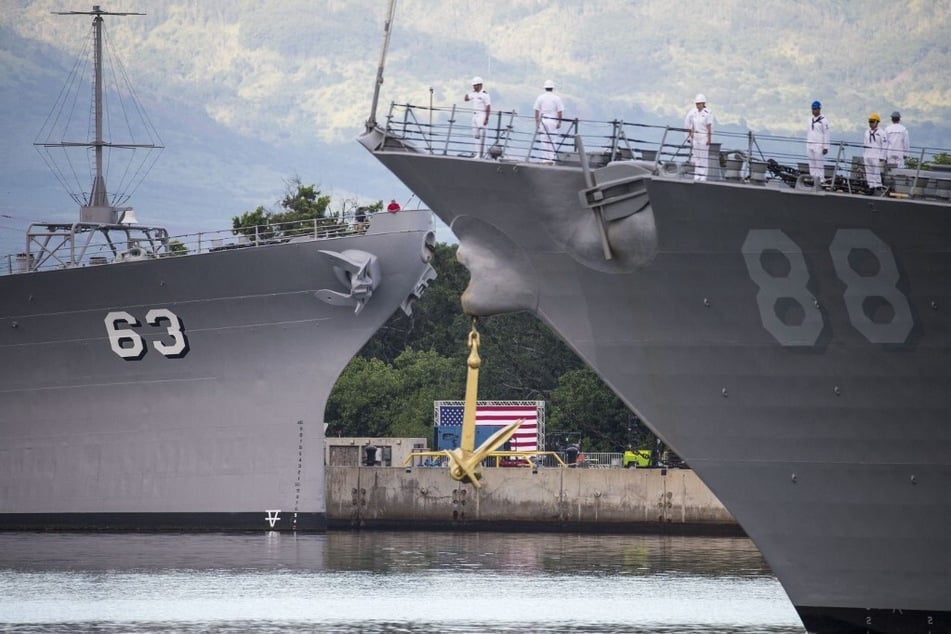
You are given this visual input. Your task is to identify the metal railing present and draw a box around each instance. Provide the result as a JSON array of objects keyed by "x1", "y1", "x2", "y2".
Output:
[
  {"x1": 378, "y1": 102, "x2": 951, "y2": 200},
  {"x1": 2, "y1": 214, "x2": 370, "y2": 276}
]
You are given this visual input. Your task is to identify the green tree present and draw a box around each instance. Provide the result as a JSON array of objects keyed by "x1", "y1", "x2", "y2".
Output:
[
  {"x1": 335, "y1": 240, "x2": 645, "y2": 446},
  {"x1": 359, "y1": 243, "x2": 582, "y2": 397},
  {"x1": 548, "y1": 367, "x2": 653, "y2": 452},
  {"x1": 359, "y1": 243, "x2": 472, "y2": 363},
  {"x1": 232, "y1": 205, "x2": 272, "y2": 241},
  {"x1": 325, "y1": 357, "x2": 402, "y2": 438},
  {"x1": 231, "y1": 177, "x2": 333, "y2": 240},
  {"x1": 273, "y1": 176, "x2": 331, "y2": 223},
  {"x1": 906, "y1": 151, "x2": 951, "y2": 170},
  {"x1": 326, "y1": 348, "x2": 465, "y2": 440},
  {"x1": 476, "y1": 312, "x2": 584, "y2": 401},
  {"x1": 387, "y1": 349, "x2": 465, "y2": 438}
]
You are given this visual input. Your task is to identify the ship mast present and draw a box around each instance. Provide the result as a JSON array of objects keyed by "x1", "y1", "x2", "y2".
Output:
[
  {"x1": 366, "y1": 0, "x2": 398, "y2": 131},
  {"x1": 27, "y1": 5, "x2": 168, "y2": 271},
  {"x1": 39, "y1": 5, "x2": 158, "y2": 225},
  {"x1": 90, "y1": 4, "x2": 108, "y2": 211}
]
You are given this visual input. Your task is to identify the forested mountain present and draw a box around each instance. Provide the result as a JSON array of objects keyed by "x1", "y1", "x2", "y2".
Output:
[{"x1": 2, "y1": 1, "x2": 950, "y2": 254}]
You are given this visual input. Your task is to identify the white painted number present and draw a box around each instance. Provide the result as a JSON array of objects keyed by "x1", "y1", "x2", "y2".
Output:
[
  {"x1": 829, "y1": 229, "x2": 913, "y2": 344},
  {"x1": 742, "y1": 230, "x2": 823, "y2": 346},
  {"x1": 146, "y1": 308, "x2": 189, "y2": 357},
  {"x1": 104, "y1": 311, "x2": 145, "y2": 359},
  {"x1": 743, "y1": 229, "x2": 913, "y2": 346},
  {"x1": 104, "y1": 309, "x2": 189, "y2": 359}
]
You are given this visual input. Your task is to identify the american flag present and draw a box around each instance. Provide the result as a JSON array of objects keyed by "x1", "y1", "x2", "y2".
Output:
[{"x1": 436, "y1": 401, "x2": 541, "y2": 451}]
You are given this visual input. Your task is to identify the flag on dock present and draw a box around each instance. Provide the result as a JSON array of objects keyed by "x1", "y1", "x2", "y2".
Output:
[{"x1": 435, "y1": 401, "x2": 543, "y2": 451}]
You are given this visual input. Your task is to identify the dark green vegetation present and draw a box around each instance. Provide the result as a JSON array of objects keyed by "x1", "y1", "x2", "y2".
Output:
[
  {"x1": 328, "y1": 241, "x2": 655, "y2": 452},
  {"x1": 231, "y1": 177, "x2": 381, "y2": 239},
  {"x1": 907, "y1": 151, "x2": 951, "y2": 170},
  {"x1": 232, "y1": 183, "x2": 653, "y2": 451}
]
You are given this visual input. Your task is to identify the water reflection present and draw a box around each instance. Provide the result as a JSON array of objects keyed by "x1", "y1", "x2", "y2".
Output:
[
  {"x1": 324, "y1": 532, "x2": 773, "y2": 578},
  {"x1": 0, "y1": 532, "x2": 804, "y2": 633}
]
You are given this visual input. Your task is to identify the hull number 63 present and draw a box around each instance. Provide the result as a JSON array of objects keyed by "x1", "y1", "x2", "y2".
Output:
[{"x1": 104, "y1": 309, "x2": 190, "y2": 359}]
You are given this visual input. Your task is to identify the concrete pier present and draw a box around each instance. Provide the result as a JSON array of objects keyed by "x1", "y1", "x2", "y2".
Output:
[{"x1": 326, "y1": 466, "x2": 740, "y2": 535}]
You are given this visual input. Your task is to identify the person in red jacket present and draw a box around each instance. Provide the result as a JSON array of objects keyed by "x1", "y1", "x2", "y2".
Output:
[{"x1": 387, "y1": 199, "x2": 401, "y2": 212}]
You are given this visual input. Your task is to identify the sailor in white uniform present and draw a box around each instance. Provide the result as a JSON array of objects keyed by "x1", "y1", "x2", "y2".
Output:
[
  {"x1": 685, "y1": 94, "x2": 713, "y2": 181},
  {"x1": 863, "y1": 112, "x2": 888, "y2": 190},
  {"x1": 884, "y1": 111, "x2": 910, "y2": 168},
  {"x1": 806, "y1": 100, "x2": 831, "y2": 181},
  {"x1": 533, "y1": 79, "x2": 564, "y2": 163},
  {"x1": 464, "y1": 76, "x2": 491, "y2": 158}
]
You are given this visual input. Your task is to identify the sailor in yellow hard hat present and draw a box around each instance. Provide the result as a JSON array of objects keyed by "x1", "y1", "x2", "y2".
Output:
[{"x1": 863, "y1": 113, "x2": 887, "y2": 192}]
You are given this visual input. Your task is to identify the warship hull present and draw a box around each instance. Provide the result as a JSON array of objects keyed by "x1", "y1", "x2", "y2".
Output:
[
  {"x1": 0, "y1": 211, "x2": 435, "y2": 531},
  {"x1": 362, "y1": 128, "x2": 951, "y2": 632}
]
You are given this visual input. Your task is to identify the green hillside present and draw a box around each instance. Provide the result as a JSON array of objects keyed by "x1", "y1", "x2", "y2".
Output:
[{"x1": 7, "y1": 0, "x2": 950, "y2": 141}]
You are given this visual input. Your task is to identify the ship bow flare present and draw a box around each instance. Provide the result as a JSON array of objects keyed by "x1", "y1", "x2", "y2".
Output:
[
  {"x1": 454, "y1": 215, "x2": 539, "y2": 316},
  {"x1": 359, "y1": 95, "x2": 951, "y2": 630}
]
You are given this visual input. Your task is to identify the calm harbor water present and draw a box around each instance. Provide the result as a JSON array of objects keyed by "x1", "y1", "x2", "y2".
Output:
[{"x1": 0, "y1": 531, "x2": 805, "y2": 633}]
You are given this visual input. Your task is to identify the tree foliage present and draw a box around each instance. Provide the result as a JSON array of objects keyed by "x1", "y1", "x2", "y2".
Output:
[
  {"x1": 328, "y1": 241, "x2": 653, "y2": 450},
  {"x1": 548, "y1": 368, "x2": 653, "y2": 452},
  {"x1": 358, "y1": 243, "x2": 473, "y2": 363},
  {"x1": 905, "y1": 151, "x2": 950, "y2": 170},
  {"x1": 236, "y1": 182, "x2": 651, "y2": 450},
  {"x1": 326, "y1": 349, "x2": 465, "y2": 440},
  {"x1": 276, "y1": 177, "x2": 332, "y2": 222},
  {"x1": 232, "y1": 176, "x2": 332, "y2": 239}
]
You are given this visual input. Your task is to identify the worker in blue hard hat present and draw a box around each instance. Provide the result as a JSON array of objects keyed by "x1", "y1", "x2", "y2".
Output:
[{"x1": 806, "y1": 100, "x2": 831, "y2": 183}]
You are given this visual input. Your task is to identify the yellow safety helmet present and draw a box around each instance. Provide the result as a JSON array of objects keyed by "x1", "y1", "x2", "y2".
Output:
[{"x1": 868, "y1": 112, "x2": 881, "y2": 122}]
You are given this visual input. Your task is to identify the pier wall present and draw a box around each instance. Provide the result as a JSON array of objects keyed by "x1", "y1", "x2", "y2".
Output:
[{"x1": 326, "y1": 466, "x2": 739, "y2": 534}]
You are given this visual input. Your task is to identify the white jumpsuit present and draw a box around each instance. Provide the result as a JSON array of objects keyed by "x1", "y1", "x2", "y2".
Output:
[
  {"x1": 467, "y1": 90, "x2": 491, "y2": 140},
  {"x1": 533, "y1": 91, "x2": 564, "y2": 162},
  {"x1": 685, "y1": 106, "x2": 714, "y2": 181},
  {"x1": 863, "y1": 125, "x2": 888, "y2": 189},
  {"x1": 806, "y1": 114, "x2": 831, "y2": 180},
  {"x1": 884, "y1": 122, "x2": 909, "y2": 168}
]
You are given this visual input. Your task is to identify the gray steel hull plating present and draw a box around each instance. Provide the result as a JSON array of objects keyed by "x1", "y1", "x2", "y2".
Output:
[
  {"x1": 0, "y1": 211, "x2": 435, "y2": 531},
  {"x1": 366, "y1": 143, "x2": 950, "y2": 633}
]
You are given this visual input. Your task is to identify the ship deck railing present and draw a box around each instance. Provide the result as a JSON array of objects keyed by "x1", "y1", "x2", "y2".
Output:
[
  {"x1": 2, "y1": 215, "x2": 367, "y2": 276},
  {"x1": 377, "y1": 102, "x2": 951, "y2": 201}
]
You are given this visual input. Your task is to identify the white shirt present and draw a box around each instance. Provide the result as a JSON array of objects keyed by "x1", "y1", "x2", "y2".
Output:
[
  {"x1": 806, "y1": 114, "x2": 830, "y2": 150},
  {"x1": 864, "y1": 125, "x2": 887, "y2": 158},
  {"x1": 533, "y1": 91, "x2": 564, "y2": 123},
  {"x1": 685, "y1": 107, "x2": 713, "y2": 144},
  {"x1": 467, "y1": 90, "x2": 491, "y2": 125},
  {"x1": 884, "y1": 122, "x2": 909, "y2": 156}
]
